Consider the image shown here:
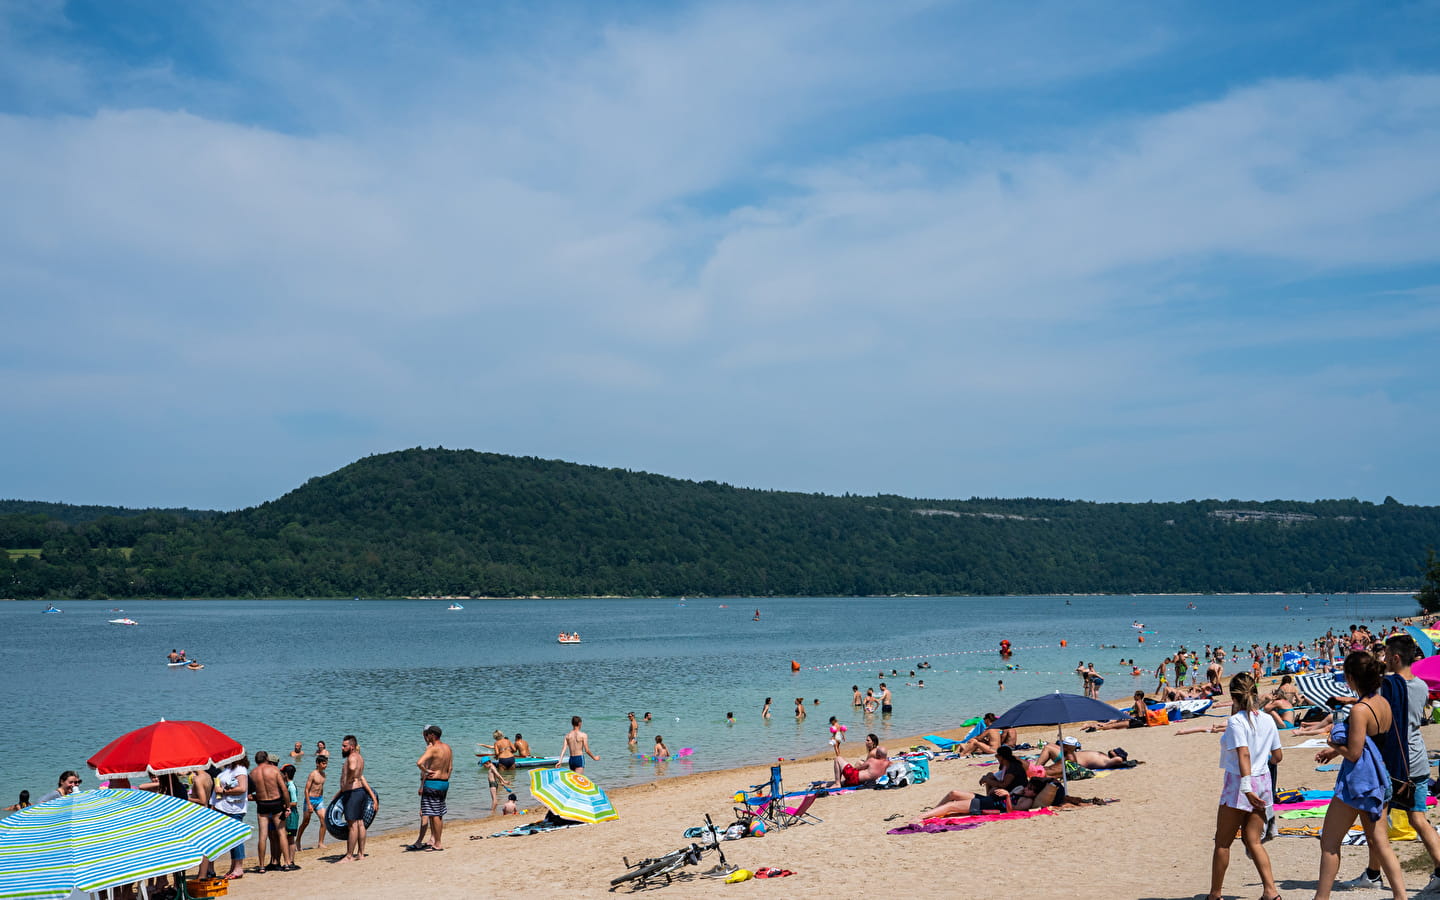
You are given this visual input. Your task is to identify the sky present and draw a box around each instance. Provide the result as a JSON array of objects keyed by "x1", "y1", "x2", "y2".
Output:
[{"x1": 2, "y1": 0, "x2": 1439, "y2": 510}]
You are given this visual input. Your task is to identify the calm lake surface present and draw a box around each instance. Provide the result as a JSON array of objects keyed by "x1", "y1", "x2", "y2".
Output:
[{"x1": 0, "y1": 593, "x2": 1411, "y2": 836}]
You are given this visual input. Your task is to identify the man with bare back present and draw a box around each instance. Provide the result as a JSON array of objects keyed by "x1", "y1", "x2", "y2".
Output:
[
  {"x1": 559, "y1": 716, "x2": 599, "y2": 774},
  {"x1": 336, "y1": 735, "x2": 378, "y2": 862},
  {"x1": 414, "y1": 725, "x2": 452, "y2": 851}
]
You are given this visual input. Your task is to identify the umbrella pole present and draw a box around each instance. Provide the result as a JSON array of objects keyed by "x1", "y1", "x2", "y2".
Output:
[{"x1": 1058, "y1": 725, "x2": 1068, "y2": 793}]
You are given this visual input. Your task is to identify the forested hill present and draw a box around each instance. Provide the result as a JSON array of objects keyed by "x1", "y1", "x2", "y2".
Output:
[
  {"x1": 2, "y1": 448, "x2": 1438, "y2": 599},
  {"x1": 0, "y1": 500, "x2": 216, "y2": 525}
]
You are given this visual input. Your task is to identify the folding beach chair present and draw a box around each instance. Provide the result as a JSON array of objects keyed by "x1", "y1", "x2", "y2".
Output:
[
  {"x1": 735, "y1": 791, "x2": 824, "y2": 829},
  {"x1": 771, "y1": 792, "x2": 823, "y2": 827}
]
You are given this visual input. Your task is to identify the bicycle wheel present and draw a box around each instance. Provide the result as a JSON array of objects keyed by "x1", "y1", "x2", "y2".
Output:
[{"x1": 610, "y1": 852, "x2": 683, "y2": 886}]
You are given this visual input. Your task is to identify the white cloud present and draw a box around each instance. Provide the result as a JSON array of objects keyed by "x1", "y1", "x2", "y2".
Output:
[{"x1": 0, "y1": 1, "x2": 1437, "y2": 505}]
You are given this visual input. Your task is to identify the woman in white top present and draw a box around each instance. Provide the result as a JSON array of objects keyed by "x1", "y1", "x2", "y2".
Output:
[{"x1": 1207, "y1": 672, "x2": 1282, "y2": 900}]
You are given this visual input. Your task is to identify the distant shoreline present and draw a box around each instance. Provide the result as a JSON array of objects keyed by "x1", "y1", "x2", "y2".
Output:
[{"x1": 3, "y1": 590, "x2": 1418, "y2": 602}]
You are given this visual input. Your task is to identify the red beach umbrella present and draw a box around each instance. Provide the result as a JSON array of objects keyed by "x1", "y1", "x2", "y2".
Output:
[{"x1": 88, "y1": 719, "x2": 245, "y2": 779}]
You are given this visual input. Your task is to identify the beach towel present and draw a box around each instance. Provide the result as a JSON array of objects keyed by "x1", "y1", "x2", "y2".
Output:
[
  {"x1": 1289, "y1": 738, "x2": 1331, "y2": 748},
  {"x1": 889, "y1": 808, "x2": 1058, "y2": 834},
  {"x1": 1331, "y1": 721, "x2": 1390, "y2": 822}
]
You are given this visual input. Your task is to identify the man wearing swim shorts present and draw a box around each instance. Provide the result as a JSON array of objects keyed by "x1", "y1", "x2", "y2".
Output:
[
  {"x1": 336, "y1": 735, "x2": 378, "y2": 863},
  {"x1": 880, "y1": 683, "x2": 893, "y2": 715},
  {"x1": 249, "y1": 751, "x2": 294, "y2": 872},
  {"x1": 559, "y1": 716, "x2": 599, "y2": 774},
  {"x1": 414, "y1": 725, "x2": 452, "y2": 851},
  {"x1": 296, "y1": 755, "x2": 328, "y2": 851}
]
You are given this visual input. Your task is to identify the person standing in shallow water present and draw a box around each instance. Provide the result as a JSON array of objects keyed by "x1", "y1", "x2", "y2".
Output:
[
  {"x1": 559, "y1": 716, "x2": 599, "y2": 774},
  {"x1": 761, "y1": 697, "x2": 771, "y2": 718}
]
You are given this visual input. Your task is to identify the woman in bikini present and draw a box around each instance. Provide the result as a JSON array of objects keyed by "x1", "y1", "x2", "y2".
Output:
[
  {"x1": 1311, "y1": 652, "x2": 1406, "y2": 900},
  {"x1": 480, "y1": 731, "x2": 517, "y2": 772}
]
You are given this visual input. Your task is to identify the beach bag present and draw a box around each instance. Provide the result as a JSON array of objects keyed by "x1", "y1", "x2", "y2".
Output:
[
  {"x1": 904, "y1": 756, "x2": 930, "y2": 784},
  {"x1": 1388, "y1": 809, "x2": 1417, "y2": 842},
  {"x1": 1145, "y1": 707, "x2": 1169, "y2": 727},
  {"x1": 884, "y1": 760, "x2": 911, "y2": 788},
  {"x1": 1063, "y1": 760, "x2": 1095, "y2": 780}
]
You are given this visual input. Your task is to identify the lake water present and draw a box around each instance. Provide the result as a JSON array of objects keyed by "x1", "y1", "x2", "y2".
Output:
[{"x1": 0, "y1": 593, "x2": 1411, "y2": 838}]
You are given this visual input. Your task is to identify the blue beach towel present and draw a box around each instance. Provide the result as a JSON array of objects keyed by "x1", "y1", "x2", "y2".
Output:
[{"x1": 1331, "y1": 722, "x2": 1389, "y2": 822}]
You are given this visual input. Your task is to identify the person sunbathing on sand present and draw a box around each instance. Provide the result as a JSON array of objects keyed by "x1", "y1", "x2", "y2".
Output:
[
  {"x1": 833, "y1": 733, "x2": 888, "y2": 787},
  {"x1": 1037, "y1": 737, "x2": 1137, "y2": 773},
  {"x1": 977, "y1": 745, "x2": 1027, "y2": 794},
  {"x1": 1262, "y1": 696, "x2": 1298, "y2": 729},
  {"x1": 928, "y1": 765, "x2": 1069, "y2": 817},
  {"x1": 1091, "y1": 691, "x2": 1151, "y2": 731},
  {"x1": 958, "y1": 713, "x2": 1015, "y2": 755}
]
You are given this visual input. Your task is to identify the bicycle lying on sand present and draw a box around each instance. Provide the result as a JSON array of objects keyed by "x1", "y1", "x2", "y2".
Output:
[{"x1": 609, "y1": 814, "x2": 737, "y2": 890}]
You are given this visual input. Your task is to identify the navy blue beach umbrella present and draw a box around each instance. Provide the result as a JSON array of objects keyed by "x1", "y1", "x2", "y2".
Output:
[
  {"x1": 991, "y1": 691, "x2": 1131, "y2": 732},
  {"x1": 991, "y1": 692, "x2": 1131, "y2": 789}
]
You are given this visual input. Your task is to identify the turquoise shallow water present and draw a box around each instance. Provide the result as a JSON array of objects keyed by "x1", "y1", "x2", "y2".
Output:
[{"x1": 0, "y1": 593, "x2": 1410, "y2": 837}]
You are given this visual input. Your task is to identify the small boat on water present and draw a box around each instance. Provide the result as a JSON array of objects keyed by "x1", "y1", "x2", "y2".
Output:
[
  {"x1": 41, "y1": 605, "x2": 62, "y2": 614},
  {"x1": 557, "y1": 632, "x2": 581, "y2": 644},
  {"x1": 447, "y1": 602, "x2": 464, "y2": 611},
  {"x1": 109, "y1": 617, "x2": 139, "y2": 626}
]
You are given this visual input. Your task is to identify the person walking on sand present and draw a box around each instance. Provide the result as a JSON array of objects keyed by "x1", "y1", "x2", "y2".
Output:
[
  {"x1": 295, "y1": 755, "x2": 328, "y2": 852},
  {"x1": 1312, "y1": 653, "x2": 1406, "y2": 900},
  {"x1": 559, "y1": 717, "x2": 599, "y2": 774},
  {"x1": 1336, "y1": 634, "x2": 1440, "y2": 893},
  {"x1": 1206, "y1": 673, "x2": 1281, "y2": 900},
  {"x1": 412, "y1": 725, "x2": 452, "y2": 851},
  {"x1": 336, "y1": 735, "x2": 379, "y2": 863}
]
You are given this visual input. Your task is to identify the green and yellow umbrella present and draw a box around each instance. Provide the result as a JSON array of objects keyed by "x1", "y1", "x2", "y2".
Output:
[{"x1": 529, "y1": 769, "x2": 618, "y2": 824}]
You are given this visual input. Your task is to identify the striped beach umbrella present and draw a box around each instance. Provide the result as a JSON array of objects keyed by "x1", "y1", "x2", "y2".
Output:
[
  {"x1": 1405, "y1": 626, "x2": 1437, "y2": 658},
  {"x1": 0, "y1": 789, "x2": 249, "y2": 900},
  {"x1": 528, "y1": 769, "x2": 618, "y2": 824}
]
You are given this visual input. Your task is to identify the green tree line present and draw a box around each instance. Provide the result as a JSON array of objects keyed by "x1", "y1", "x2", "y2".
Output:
[{"x1": 3, "y1": 449, "x2": 1438, "y2": 600}]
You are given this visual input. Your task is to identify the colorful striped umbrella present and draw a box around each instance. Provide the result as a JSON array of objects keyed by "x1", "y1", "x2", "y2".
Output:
[
  {"x1": 0, "y1": 789, "x2": 250, "y2": 900},
  {"x1": 528, "y1": 769, "x2": 618, "y2": 824},
  {"x1": 1408, "y1": 626, "x2": 1439, "y2": 658}
]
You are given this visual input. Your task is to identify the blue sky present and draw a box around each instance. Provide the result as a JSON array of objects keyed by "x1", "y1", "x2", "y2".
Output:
[{"x1": 2, "y1": 0, "x2": 1438, "y2": 510}]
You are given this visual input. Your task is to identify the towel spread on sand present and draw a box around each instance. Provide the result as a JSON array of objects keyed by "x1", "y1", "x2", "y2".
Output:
[
  {"x1": 1275, "y1": 799, "x2": 1331, "y2": 812},
  {"x1": 889, "y1": 808, "x2": 1059, "y2": 834}
]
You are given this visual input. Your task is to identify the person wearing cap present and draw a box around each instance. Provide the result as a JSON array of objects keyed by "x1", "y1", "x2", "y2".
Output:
[{"x1": 1037, "y1": 737, "x2": 1136, "y2": 775}]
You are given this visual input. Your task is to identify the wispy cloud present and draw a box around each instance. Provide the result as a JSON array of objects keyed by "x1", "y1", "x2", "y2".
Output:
[{"x1": 0, "y1": 1, "x2": 1437, "y2": 507}]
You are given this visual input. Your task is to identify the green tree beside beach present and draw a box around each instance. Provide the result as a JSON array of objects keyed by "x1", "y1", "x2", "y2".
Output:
[{"x1": 1418, "y1": 549, "x2": 1440, "y2": 613}]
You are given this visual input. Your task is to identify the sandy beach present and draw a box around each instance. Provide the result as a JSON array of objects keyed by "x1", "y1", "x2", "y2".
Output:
[{"x1": 215, "y1": 700, "x2": 1440, "y2": 900}]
